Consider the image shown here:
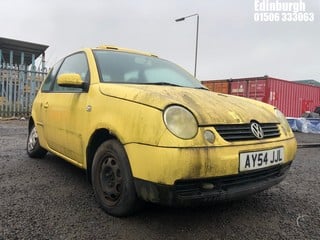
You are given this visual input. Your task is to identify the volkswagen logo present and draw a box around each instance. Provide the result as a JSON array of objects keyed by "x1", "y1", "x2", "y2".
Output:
[{"x1": 251, "y1": 122, "x2": 264, "y2": 139}]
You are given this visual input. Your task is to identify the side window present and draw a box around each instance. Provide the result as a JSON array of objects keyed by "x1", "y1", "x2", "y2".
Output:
[
  {"x1": 41, "y1": 59, "x2": 63, "y2": 92},
  {"x1": 53, "y1": 52, "x2": 89, "y2": 92},
  {"x1": 124, "y1": 71, "x2": 139, "y2": 82}
]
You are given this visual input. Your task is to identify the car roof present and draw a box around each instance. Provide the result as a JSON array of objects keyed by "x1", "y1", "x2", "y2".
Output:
[{"x1": 94, "y1": 45, "x2": 158, "y2": 58}]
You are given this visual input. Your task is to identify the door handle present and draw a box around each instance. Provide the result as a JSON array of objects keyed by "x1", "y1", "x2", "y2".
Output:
[{"x1": 43, "y1": 102, "x2": 49, "y2": 109}]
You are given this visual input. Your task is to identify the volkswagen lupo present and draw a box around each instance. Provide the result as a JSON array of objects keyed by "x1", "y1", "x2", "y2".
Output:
[{"x1": 27, "y1": 46, "x2": 297, "y2": 217}]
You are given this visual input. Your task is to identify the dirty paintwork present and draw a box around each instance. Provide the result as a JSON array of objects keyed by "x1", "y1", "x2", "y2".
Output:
[
  {"x1": 125, "y1": 137, "x2": 296, "y2": 185},
  {"x1": 30, "y1": 46, "x2": 297, "y2": 206},
  {"x1": 98, "y1": 84, "x2": 279, "y2": 125}
]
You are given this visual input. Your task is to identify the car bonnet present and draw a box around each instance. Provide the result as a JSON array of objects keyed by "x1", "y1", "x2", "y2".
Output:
[{"x1": 99, "y1": 83, "x2": 279, "y2": 125}]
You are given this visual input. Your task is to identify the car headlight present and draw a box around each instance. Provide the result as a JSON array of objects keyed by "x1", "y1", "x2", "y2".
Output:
[
  {"x1": 275, "y1": 109, "x2": 292, "y2": 134},
  {"x1": 163, "y1": 105, "x2": 198, "y2": 139}
]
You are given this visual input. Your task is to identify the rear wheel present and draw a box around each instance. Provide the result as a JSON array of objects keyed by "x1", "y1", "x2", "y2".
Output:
[
  {"x1": 91, "y1": 139, "x2": 140, "y2": 217},
  {"x1": 27, "y1": 124, "x2": 47, "y2": 158}
]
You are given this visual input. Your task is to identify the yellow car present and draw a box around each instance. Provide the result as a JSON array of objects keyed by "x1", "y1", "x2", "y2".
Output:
[{"x1": 27, "y1": 45, "x2": 297, "y2": 217}]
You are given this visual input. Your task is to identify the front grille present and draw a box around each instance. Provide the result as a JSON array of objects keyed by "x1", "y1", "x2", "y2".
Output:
[
  {"x1": 174, "y1": 163, "x2": 291, "y2": 199},
  {"x1": 214, "y1": 123, "x2": 280, "y2": 141}
]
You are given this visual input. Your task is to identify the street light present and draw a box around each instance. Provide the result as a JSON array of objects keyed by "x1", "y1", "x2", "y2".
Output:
[{"x1": 175, "y1": 13, "x2": 199, "y2": 78}]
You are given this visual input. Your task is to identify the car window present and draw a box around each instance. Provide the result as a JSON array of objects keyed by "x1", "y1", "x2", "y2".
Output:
[
  {"x1": 144, "y1": 68, "x2": 187, "y2": 86},
  {"x1": 53, "y1": 52, "x2": 89, "y2": 92},
  {"x1": 41, "y1": 59, "x2": 63, "y2": 92},
  {"x1": 93, "y1": 50, "x2": 204, "y2": 89}
]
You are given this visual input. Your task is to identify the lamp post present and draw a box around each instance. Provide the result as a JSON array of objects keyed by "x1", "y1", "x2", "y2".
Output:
[{"x1": 175, "y1": 13, "x2": 199, "y2": 78}]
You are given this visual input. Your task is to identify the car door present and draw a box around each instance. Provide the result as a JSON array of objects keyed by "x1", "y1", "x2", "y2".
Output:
[
  {"x1": 42, "y1": 52, "x2": 90, "y2": 164},
  {"x1": 37, "y1": 59, "x2": 65, "y2": 153}
]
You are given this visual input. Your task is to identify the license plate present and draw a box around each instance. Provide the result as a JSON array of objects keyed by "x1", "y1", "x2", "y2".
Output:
[{"x1": 239, "y1": 147, "x2": 284, "y2": 172}]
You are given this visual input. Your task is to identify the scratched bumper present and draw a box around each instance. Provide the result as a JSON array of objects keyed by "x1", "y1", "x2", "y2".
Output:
[{"x1": 125, "y1": 137, "x2": 297, "y2": 185}]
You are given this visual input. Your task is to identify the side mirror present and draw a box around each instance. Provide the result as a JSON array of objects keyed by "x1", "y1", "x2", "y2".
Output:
[{"x1": 57, "y1": 73, "x2": 86, "y2": 89}]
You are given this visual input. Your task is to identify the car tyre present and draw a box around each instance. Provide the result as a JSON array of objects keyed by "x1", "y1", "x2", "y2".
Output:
[
  {"x1": 92, "y1": 139, "x2": 141, "y2": 217},
  {"x1": 27, "y1": 124, "x2": 47, "y2": 158}
]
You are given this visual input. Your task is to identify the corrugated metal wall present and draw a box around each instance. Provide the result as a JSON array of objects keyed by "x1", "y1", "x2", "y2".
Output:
[
  {"x1": 202, "y1": 77, "x2": 320, "y2": 117},
  {"x1": 267, "y1": 77, "x2": 320, "y2": 117}
]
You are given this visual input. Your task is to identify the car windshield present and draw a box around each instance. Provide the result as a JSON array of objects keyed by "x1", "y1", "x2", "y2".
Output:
[{"x1": 93, "y1": 50, "x2": 204, "y2": 89}]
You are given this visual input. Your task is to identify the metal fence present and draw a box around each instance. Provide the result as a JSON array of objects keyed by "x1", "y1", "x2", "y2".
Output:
[{"x1": 0, "y1": 63, "x2": 47, "y2": 117}]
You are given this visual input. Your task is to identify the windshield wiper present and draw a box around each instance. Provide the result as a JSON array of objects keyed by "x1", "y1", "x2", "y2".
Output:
[
  {"x1": 144, "y1": 82, "x2": 183, "y2": 87},
  {"x1": 195, "y1": 86, "x2": 209, "y2": 90},
  {"x1": 137, "y1": 82, "x2": 206, "y2": 89}
]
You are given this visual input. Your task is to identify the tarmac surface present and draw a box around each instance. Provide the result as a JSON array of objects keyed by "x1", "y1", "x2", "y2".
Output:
[{"x1": 0, "y1": 119, "x2": 319, "y2": 240}]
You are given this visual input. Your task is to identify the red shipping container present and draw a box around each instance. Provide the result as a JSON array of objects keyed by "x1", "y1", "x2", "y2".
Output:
[
  {"x1": 201, "y1": 80, "x2": 229, "y2": 94},
  {"x1": 202, "y1": 76, "x2": 320, "y2": 117}
]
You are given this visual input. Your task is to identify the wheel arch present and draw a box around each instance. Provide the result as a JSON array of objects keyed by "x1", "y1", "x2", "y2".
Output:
[
  {"x1": 28, "y1": 117, "x2": 35, "y2": 132},
  {"x1": 86, "y1": 128, "x2": 119, "y2": 183}
]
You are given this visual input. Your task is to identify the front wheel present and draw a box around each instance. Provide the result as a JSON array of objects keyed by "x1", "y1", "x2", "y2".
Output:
[
  {"x1": 91, "y1": 139, "x2": 141, "y2": 217},
  {"x1": 27, "y1": 124, "x2": 47, "y2": 158}
]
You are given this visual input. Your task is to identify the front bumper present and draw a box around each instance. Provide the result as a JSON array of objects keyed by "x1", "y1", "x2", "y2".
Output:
[
  {"x1": 125, "y1": 137, "x2": 297, "y2": 185},
  {"x1": 134, "y1": 162, "x2": 292, "y2": 205}
]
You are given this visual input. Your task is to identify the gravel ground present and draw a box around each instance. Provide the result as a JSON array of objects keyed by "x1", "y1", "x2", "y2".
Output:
[{"x1": 0, "y1": 120, "x2": 319, "y2": 240}]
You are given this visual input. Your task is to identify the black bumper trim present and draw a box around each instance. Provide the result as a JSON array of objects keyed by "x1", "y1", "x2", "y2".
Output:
[{"x1": 134, "y1": 162, "x2": 292, "y2": 206}]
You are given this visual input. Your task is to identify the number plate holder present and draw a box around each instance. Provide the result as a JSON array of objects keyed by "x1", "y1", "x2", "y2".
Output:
[{"x1": 239, "y1": 147, "x2": 284, "y2": 172}]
